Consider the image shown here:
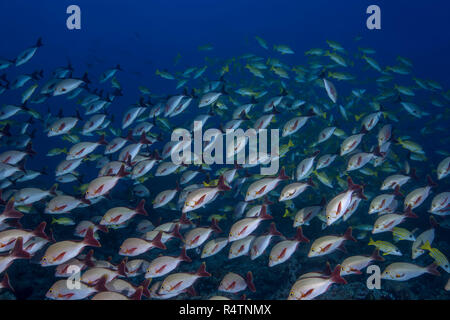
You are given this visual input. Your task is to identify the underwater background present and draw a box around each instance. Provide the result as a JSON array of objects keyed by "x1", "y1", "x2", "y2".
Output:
[{"x1": 0, "y1": 0, "x2": 449, "y2": 300}]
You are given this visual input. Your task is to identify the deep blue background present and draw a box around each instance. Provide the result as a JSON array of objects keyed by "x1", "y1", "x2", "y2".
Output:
[{"x1": 1, "y1": 0, "x2": 450, "y2": 96}]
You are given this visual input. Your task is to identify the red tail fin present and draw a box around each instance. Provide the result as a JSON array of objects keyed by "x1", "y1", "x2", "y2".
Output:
[
  {"x1": 25, "y1": 142, "x2": 37, "y2": 156},
  {"x1": 343, "y1": 227, "x2": 356, "y2": 242},
  {"x1": 370, "y1": 249, "x2": 384, "y2": 262},
  {"x1": 130, "y1": 287, "x2": 143, "y2": 300},
  {"x1": 93, "y1": 275, "x2": 108, "y2": 292},
  {"x1": 116, "y1": 164, "x2": 130, "y2": 178},
  {"x1": 1, "y1": 273, "x2": 13, "y2": 292},
  {"x1": 83, "y1": 249, "x2": 95, "y2": 268},
  {"x1": 426, "y1": 263, "x2": 440, "y2": 276},
  {"x1": 185, "y1": 285, "x2": 197, "y2": 297},
  {"x1": 33, "y1": 222, "x2": 48, "y2": 240},
  {"x1": 429, "y1": 216, "x2": 439, "y2": 229},
  {"x1": 410, "y1": 168, "x2": 419, "y2": 180},
  {"x1": 171, "y1": 224, "x2": 183, "y2": 241},
  {"x1": 97, "y1": 134, "x2": 108, "y2": 146},
  {"x1": 330, "y1": 265, "x2": 347, "y2": 284},
  {"x1": 217, "y1": 175, "x2": 231, "y2": 191},
  {"x1": 354, "y1": 187, "x2": 368, "y2": 201},
  {"x1": 263, "y1": 196, "x2": 274, "y2": 205},
  {"x1": 278, "y1": 167, "x2": 289, "y2": 180},
  {"x1": 393, "y1": 185, "x2": 403, "y2": 198},
  {"x1": 306, "y1": 177, "x2": 316, "y2": 188},
  {"x1": 152, "y1": 150, "x2": 163, "y2": 160},
  {"x1": 11, "y1": 237, "x2": 30, "y2": 259},
  {"x1": 2, "y1": 198, "x2": 23, "y2": 219},
  {"x1": 49, "y1": 184, "x2": 58, "y2": 196},
  {"x1": 117, "y1": 258, "x2": 128, "y2": 276},
  {"x1": 139, "y1": 132, "x2": 152, "y2": 145},
  {"x1": 322, "y1": 261, "x2": 332, "y2": 276},
  {"x1": 178, "y1": 247, "x2": 192, "y2": 262},
  {"x1": 372, "y1": 145, "x2": 386, "y2": 158},
  {"x1": 294, "y1": 227, "x2": 309, "y2": 243},
  {"x1": 151, "y1": 231, "x2": 167, "y2": 250},
  {"x1": 210, "y1": 219, "x2": 222, "y2": 234},
  {"x1": 179, "y1": 212, "x2": 192, "y2": 225},
  {"x1": 258, "y1": 205, "x2": 273, "y2": 220},
  {"x1": 141, "y1": 279, "x2": 151, "y2": 298},
  {"x1": 83, "y1": 228, "x2": 101, "y2": 247},
  {"x1": 124, "y1": 130, "x2": 135, "y2": 142},
  {"x1": 196, "y1": 262, "x2": 211, "y2": 277},
  {"x1": 96, "y1": 224, "x2": 108, "y2": 234},
  {"x1": 347, "y1": 177, "x2": 361, "y2": 191},
  {"x1": 268, "y1": 222, "x2": 282, "y2": 237},
  {"x1": 426, "y1": 175, "x2": 437, "y2": 188},
  {"x1": 404, "y1": 206, "x2": 418, "y2": 219},
  {"x1": 245, "y1": 271, "x2": 256, "y2": 292},
  {"x1": 135, "y1": 200, "x2": 148, "y2": 216}
]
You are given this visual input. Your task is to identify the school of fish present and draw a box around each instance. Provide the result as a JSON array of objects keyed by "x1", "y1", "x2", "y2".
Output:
[{"x1": 0, "y1": 35, "x2": 449, "y2": 300}]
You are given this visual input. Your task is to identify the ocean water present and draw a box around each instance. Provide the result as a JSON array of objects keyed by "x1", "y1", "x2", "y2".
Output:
[{"x1": 0, "y1": 1, "x2": 449, "y2": 300}]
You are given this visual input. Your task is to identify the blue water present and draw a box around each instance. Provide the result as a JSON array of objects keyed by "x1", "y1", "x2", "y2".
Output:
[{"x1": 0, "y1": 0, "x2": 449, "y2": 300}]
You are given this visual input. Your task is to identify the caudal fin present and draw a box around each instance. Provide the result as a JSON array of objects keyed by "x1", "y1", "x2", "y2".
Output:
[
  {"x1": 178, "y1": 247, "x2": 192, "y2": 263},
  {"x1": 196, "y1": 262, "x2": 211, "y2": 277},
  {"x1": 268, "y1": 222, "x2": 282, "y2": 237},
  {"x1": 426, "y1": 175, "x2": 437, "y2": 188},
  {"x1": 141, "y1": 279, "x2": 151, "y2": 298},
  {"x1": 135, "y1": 200, "x2": 148, "y2": 216},
  {"x1": 330, "y1": 265, "x2": 347, "y2": 284},
  {"x1": 210, "y1": 219, "x2": 222, "y2": 234},
  {"x1": 429, "y1": 216, "x2": 439, "y2": 229},
  {"x1": 130, "y1": 287, "x2": 143, "y2": 300},
  {"x1": 306, "y1": 177, "x2": 316, "y2": 188},
  {"x1": 343, "y1": 227, "x2": 357, "y2": 242},
  {"x1": 263, "y1": 196, "x2": 274, "y2": 205},
  {"x1": 49, "y1": 184, "x2": 58, "y2": 196},
  {"x1": 393, "y1": 185, "x2": 403, "y2": 198},
  {"x1": 117, "y1": 258, "x2": 128, "y2": 276},
  {"x1": 258, "y1": 205, "x2": 273, "y2": 220},
  {"x1": 116, "y1": 164, "x2": 130, "y2": 178},
  {"x1": 347, "y1": 176, "x2": 361, "y2": 191},
  {"x1": 404, "y1": 206, "x2": 418, "y2": 219},
  {"x1": 151, "y1": 231, "x2": 167, "y2": 250},
  {"x1": 1, "y1": 198, "x2": 23, "y2": 220},
  {"x1": 83, "y1": 249, "x2": 96, "y2": 268},
  {"x1": 294, "y1": 227, "x2": 309, "y2": 243},
  {"x1": 370, "y1": 249, "x2": 384, "y2": 262},
  {"x1": 93, "y1": 275, "x2": 108, "y2": 292},
  {"x1": 139, "y1": 132, "x2": 152, "y2": 145},
  {"x1": 83, "y1": 228, "x2": 101, "y2": 247},
  {"x1": 217, "y1": 175, "x2": 231, "y2": 191},
  {"x1": 11, "y1": 237, "x2": 31, "y2": 259},
  {"x1": 0, "y1": 273, "x2": 14, "y2": 292},
  {"x1": 278, "y1": 167, "x2": 290, "y2": 180},
  {"x1": 32, "y1": 222, "x2": 48, "y2": 240},
  {"x1": 97, "y1": 134, "x2": 108, "y2": 146},
  {"x1": 171, "y1": 224, "x2": 184, "y2": 241},
  {"x1": 245, "y1": 271, "x2": 256, "y2": 292},
  {"x1": 179, "y1": 212, "x2": 193, "y2": 225}
]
